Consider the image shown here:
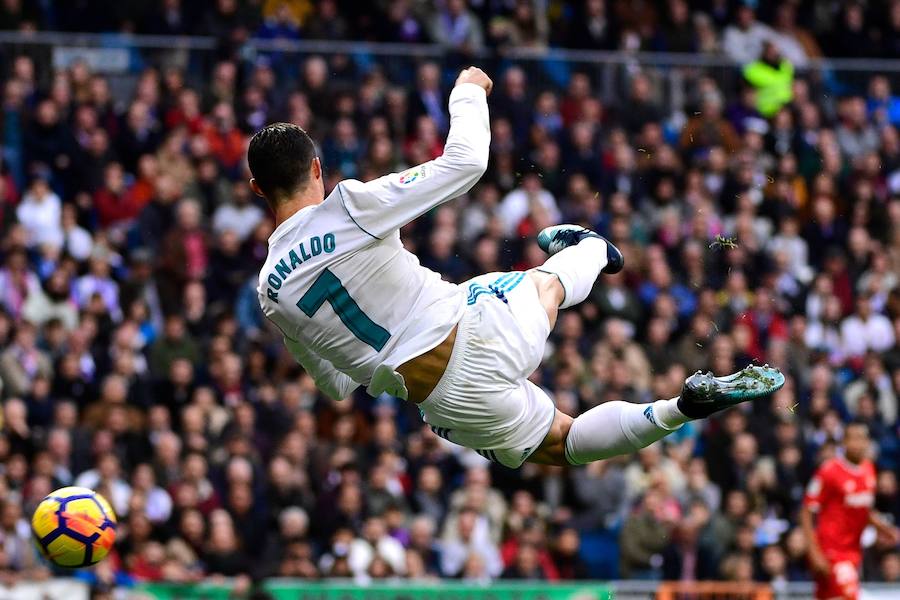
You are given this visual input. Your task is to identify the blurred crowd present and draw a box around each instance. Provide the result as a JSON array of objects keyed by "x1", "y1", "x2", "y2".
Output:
[
  {"x1": 1, "y1": 0, "x2": 900, "y2": 594},
  {"x1": 2, "y1": 0, "x2": 900, "y2": 60}
]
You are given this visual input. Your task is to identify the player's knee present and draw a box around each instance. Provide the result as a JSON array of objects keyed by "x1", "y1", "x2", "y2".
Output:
[
  {"x1": 528, "y1": 270, "x2": 564, "y2": 325},
  {"x1": 554, "y1": 411, "x2": 574, "y2": 441},
  {"x1": 529, "y1": 270, "x2": 565, "y2": 302},
  {"x1": 531, "y1": 410, "x2": 574, "y2": 466}
]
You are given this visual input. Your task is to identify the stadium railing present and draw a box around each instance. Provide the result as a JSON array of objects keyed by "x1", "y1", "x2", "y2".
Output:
[{"x1": 3, "y1": 31, "x2": 900, "y2": 119}]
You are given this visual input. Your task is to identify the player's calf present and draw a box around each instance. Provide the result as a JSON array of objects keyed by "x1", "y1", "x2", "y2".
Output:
[{"x1": 535, "y1": 365, "x2": 785, "y2": 467}]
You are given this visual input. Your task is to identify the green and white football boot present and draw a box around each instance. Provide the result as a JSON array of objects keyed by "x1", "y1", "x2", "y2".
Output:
[{"x1": 677, "y1": 364, "x2": 786, "y2": 419}]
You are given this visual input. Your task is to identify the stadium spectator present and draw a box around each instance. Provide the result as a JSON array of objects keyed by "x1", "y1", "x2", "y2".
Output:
[
  {"x1": 428, "y1": 0, "x2": 484, "y2": 56},
  {"x1": 441, "y1": 507, "x2": 503, "y2": 579},
  {"x1": 619, "y1": 489, "x2": 674, "y2": 579},
  {"x1": 723, "y1": 4, "x2": 776, "y2": 65},
  {"x1": 16, "y1": 177, "x2": 62, "y2": 250},
  {"x1": 743, "y1": 42, "x2": 795, "y2": 118}
]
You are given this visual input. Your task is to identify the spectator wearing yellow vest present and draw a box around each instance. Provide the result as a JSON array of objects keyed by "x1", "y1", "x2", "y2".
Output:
[{"x1": 743, "y1": 41, "x2": 794, "y2": 118}]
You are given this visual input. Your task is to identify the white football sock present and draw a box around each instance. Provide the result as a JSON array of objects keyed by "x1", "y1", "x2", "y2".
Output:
[
  {"x1": 564, "y1": 398, "x2": 690, "y2": 466},
  {"x1": 537, "y1": 237, "x2": 608, "y2": 309}
]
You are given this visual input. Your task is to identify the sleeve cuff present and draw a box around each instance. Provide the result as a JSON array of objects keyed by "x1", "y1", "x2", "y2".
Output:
[{"x1": 450, "y1": 82, "x2": 488, "y2": 102}]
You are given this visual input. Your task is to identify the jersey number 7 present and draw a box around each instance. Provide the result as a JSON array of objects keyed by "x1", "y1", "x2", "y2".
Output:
[{"x1": 297, "y1": 268, "x2": 392, "y2": 351}]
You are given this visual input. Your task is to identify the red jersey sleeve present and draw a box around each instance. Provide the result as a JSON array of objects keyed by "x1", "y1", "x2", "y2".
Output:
[{"x1": 804, "y1": 462, "x2": 831, "y2": 512}]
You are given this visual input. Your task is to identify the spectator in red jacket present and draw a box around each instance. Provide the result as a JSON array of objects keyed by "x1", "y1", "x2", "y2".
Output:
[
  {"x1": 165, "y1": 88, "x2": 206, "y2": 135},
  {"x1": 735, "y1": 289, "x2": 789, "y2": 363},
  {"x1": 204, "y1": 102, "x2": 244, "y2": 175},
  {"x1": 93, "y1": 162, "x2": 142, "y2": 228}
]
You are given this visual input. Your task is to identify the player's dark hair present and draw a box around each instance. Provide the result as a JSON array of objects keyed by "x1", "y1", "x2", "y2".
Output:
[{"x1": 248, "y1": 122, "x2": 317, "y2": 202}]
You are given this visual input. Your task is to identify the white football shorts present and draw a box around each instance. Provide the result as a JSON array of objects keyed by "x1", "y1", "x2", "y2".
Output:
[{"x1": 417, "y1": 271, "x2": 557, "y2": 468}]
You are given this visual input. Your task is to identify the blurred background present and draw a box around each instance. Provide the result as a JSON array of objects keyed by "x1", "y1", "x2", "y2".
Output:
[{"x1": 0, "y1": 0, "x2": 900, "y2": 598}]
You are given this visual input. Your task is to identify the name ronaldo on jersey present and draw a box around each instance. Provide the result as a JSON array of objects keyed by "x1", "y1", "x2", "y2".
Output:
[{"x1": 265, "y1": 232, "x2": 337, "y2": 302}]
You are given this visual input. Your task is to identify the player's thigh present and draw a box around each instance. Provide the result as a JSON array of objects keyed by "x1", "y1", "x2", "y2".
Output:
[
  {"x1": 526, "y1": 408, "x2": 574, "y2": 467},
  {"x1": 462, "y1": 271, "x2": 551, "y2": 380}
]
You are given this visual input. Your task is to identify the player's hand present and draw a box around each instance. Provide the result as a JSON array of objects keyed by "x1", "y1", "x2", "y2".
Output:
[
  {"x1": 810, "y1": 548, "x2": 831, "y2": 576},
  {"x1": 455, "y1": 67, "x2": 493, "y2": 96},
  {"x1": 886, "y1": 527, "x2": 900, "y2": 546}
]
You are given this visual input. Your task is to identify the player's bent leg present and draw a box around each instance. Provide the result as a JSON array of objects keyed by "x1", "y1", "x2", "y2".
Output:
[{"x1": 533, "y1": 225, "x2": 622, "y2": 311}]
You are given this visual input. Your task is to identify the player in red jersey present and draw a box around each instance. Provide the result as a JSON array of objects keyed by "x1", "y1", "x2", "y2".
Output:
[{"x1": 800, "y1": 422, "x2": 900, "y2": 600}]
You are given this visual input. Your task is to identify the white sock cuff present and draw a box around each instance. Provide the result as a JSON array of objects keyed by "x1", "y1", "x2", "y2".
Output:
[
  {"x1": 649, "y1": 398, "x2": 690, "y2": 430},
  {"x1": 540, "y1": 237, "x2": 608, "y2": 309}
]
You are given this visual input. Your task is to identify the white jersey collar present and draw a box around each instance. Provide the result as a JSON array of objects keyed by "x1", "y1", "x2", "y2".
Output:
[{"x1": 268, "y1": 203, "x2": 316, "y2": 245}]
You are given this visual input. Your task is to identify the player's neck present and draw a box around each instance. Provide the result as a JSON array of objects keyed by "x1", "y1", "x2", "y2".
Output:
[
  {"x1": 839, "y1": 454, "x2": 864, "y2": 470},
  {"x1": 272, "y1": 192, "x2": 323, "y2": 228}
]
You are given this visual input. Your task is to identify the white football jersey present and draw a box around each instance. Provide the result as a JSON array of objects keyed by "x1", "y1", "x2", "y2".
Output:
[{"x1": 257, "y1": 83, "x2": 490, "y2": 400}]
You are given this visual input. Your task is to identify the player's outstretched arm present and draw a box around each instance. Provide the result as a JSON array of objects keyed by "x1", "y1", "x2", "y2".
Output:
[
  {"x1": 336, "y1": 67, "x2": 492, "y2": 239},
  {"x1": 283, "y1": 336, "x2": 360, "y2": 400}
]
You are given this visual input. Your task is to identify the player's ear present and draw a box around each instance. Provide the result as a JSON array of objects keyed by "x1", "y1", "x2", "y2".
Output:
[
  {"x1": 312, "y1": 156, "x2": 322, "y2": 180},
  {"x1": 249, "y1": 178, "x2": 265, "y2": 198}
]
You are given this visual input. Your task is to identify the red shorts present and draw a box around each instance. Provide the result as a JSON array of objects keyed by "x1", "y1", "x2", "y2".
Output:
[{"x1": 814, "y1": 559, "x2": 860, "y2": 600}]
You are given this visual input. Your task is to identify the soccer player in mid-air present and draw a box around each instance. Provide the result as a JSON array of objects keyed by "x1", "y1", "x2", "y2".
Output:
[
  {"x1": 801, "y1": 422, "x2": 900, "y2": 600},
  {"x1": 249, "y1": 66, "x2": 784, "y2": 469}
]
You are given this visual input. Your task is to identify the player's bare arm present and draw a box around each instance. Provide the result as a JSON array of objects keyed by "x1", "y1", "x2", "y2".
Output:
[
  {"x1": 868, "y1": 512, "x2": 900, "y2": 545},
  {"x1": 800, "y1": 505, "x2": 831, "y2": 576}
]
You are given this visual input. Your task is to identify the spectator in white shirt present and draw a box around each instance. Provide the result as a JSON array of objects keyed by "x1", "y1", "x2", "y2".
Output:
[
  {"x1": 498, "y1": 172, "x2": 561, "y2": 237},
  {"x1": 723, "y1": 4, "x2": 776, "y2": 64},
  {"x1": 805, "y1": 294, "x2": 845, "y2": 366},
  {"x1": 841, "y1": 293, "x2": 895, "y2": 361},
  {"x1": 767, "y1": 216, "x2": 812, "y2": 284},
  {"x1": 348, "y1": 515, "x2": 406, "y2": 581},
  {"x1": 440, "y1": 508, "x2": 503, "y2": 578},
  {"x1": 74, "y1": 452, "x2": 133, "y2": 518},
  {"x1": 131, "y1": 462, "x2": 173, "y2": 524},
  {"x1": 16, "y1": 177, "x2": 62, "y2": 249},
  {"x1": 61, "y1": 202, "x2": 93, "y2": 262}
]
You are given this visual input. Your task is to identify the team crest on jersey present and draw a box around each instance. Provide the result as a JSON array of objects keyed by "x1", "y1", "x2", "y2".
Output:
[{"x1": 399, "y1": 166, "x2": 426, "y2": 185}]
